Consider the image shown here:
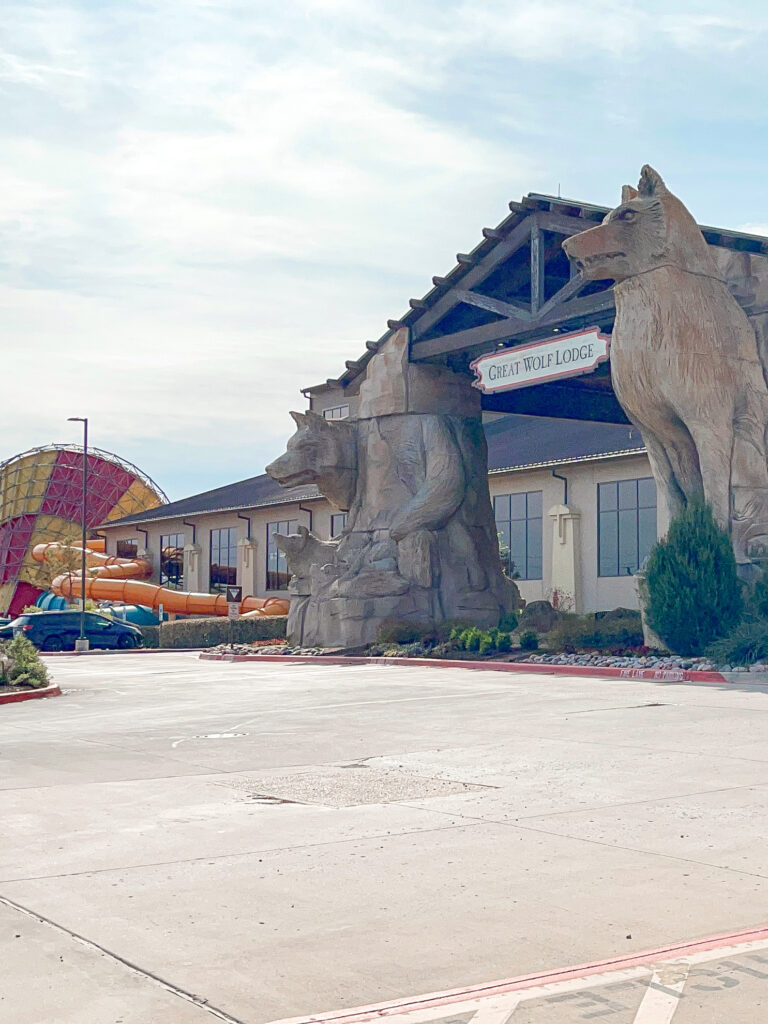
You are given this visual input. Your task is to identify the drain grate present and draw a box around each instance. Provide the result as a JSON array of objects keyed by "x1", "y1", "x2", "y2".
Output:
[{"x1": 225, "y1": 766, "x2": 486, "y2": 807}]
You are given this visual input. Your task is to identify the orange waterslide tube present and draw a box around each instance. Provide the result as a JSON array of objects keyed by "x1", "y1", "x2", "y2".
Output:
[
  {"x1": 32, "y1": 542, "x2": 153, "y2": 580},
  {"x1": 32, "y1": 542, "x2": 288, "y2": 617},
  {"x1": 50, "y1": 575, "x2": 288, "y2": 616}
]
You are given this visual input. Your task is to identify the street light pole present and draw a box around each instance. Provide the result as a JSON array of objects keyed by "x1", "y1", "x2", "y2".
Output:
[{"x1": 67, "y1": 417, "x2": 88, "y2": 650}]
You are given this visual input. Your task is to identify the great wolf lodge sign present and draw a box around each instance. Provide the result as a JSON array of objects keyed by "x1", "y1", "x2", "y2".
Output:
[{"x1": 470, "y1": 326, "x2": 610, "y2": 394}]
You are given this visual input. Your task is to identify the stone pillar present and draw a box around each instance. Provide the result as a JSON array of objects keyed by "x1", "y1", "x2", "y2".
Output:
[
  {"x1": 239, "y1": 537, "x2": 259, "y2": 596},
  {"x1": 184, "y1": 543, "x2": 203, "y2": 593},
  {"x1": 548, "y1": 503, "x2": 581, "y2": 613}
]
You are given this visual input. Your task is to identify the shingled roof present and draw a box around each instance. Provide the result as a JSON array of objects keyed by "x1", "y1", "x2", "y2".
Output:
[{"x1": 101, "y1": 414, "x2": 646, "y2": 529}]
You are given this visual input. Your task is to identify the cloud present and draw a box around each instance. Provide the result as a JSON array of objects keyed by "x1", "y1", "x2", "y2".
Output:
[{"x1": 2, "y1": 0, "x2": 768, "y2": 497}]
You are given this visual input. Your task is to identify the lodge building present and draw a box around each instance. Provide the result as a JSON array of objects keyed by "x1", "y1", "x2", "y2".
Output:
[{"x1": 100, "y1": 190, "x2": 768, "y2": 614}]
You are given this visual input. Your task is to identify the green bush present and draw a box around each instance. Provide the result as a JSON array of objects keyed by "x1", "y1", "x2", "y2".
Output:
[
  {"x1": 498, "y1": 611, "x2": 519, "y2": 632},
  {"x1": 519, "y1": 630, "x2": 539, "y2": 651},
  {"x1": 139, "y1": 616, "x2": 287, "y2": 650},
  {"x1": 704, "y1": 621, "x2": 768, "y2": 667},
  {"x1": 0, "y1": 635, "x2": 50, "y2": 688},
  {"x1": 377, "y1": 620, "x2": 423, "y2": 645},
  {"x1": 645, "y1": 502, "x2": 742, "y2": 656},
  {"x1": 549, "y1": 610, "x2": 643, "y2": 653}
]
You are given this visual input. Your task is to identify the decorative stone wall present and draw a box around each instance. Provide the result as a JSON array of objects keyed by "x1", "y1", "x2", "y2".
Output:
[{"x1": 266, "y1": 329, "x2": 520, "y2": 647}]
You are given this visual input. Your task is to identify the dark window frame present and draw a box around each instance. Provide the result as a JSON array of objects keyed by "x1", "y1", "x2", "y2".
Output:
[
  {"x1": 266, "y1": 519, "x2": 299, "y2": 591},
  {"x1": 116, "y1": 539, "x2": 138, "y2": 559},
  {"x1": 209, "y1": 527, "x2": 238, "y2": 593},
  {"x1": 493, "y1": 490, "x2": 543, "y2": 581},
  {"x1": 160, "y1": 532, "x2": 185, "y2": 590},
  {"x1": 330, "y1": 513, "x2": 347, "y2": 538},
  {"x1": 597, "y1": 476, "x2": 657, "y2": 577},
  {"x1": 322, "y1": 404, "x2": 350, "y2": 420}
]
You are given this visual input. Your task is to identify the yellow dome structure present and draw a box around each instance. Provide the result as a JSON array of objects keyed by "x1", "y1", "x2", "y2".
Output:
[{"x1": 0, "y1": 444, "x2": 167, "y2": 616}]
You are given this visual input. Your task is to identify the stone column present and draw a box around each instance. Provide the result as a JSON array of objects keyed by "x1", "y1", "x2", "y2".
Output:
[
  {"x1": 239, "y1": 537, "x2": 259, "y2": 596},
  {"x1": 184, "y1": 543, "x2": 203, "y2": 593},
  {"x1": 548, "y1": 503, "x2": 582, "y2": 613}
]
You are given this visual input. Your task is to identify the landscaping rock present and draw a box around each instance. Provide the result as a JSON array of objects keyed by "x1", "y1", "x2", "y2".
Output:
[{"x1": 519, "y1": 601, "x2": 560, "y2": 633}]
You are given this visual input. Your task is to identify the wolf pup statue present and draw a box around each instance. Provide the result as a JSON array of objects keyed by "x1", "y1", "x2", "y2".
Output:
[
  {"x1": 563, "y1": 165, "x2": 768, "y2": 567},
  {"x1": 266, "y1": 329, "x2": 519, "y2": 648}
]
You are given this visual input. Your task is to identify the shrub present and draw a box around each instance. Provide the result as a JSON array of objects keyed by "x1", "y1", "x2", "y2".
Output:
[
  {"x1": 463, "y1": 627, "x2": 483, "y2": 652},
  {"x1": 645, "y1": 502, "x2": 742, "y2": 656},
  {"x1": 498, "y1": 611, "x2": 519, "y2": 632},
  {"x1": 704, "y1": 621, "x2": 768, "y2": 667},
  {"x1": 377, "y1": 620, "x2": 423, "y2": 645},
  {"x1": 519, "y1": 630, "x2": 539, "y2": 651},
  {"x1": 495, "y1": 632, "x2": 511, "y2": 653},
  {"x1": 139, "y1": 615, "x2": 287, "y2": 650},
  {"x1": 549, "y1": 610, "x2": 644, "y2": 652},
  {"x1": 0, "y1": 635, "x2": 50, "y2": 688}
]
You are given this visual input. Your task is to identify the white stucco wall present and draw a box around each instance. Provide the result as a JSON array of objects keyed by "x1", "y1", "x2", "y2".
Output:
[{"x1": 101, "y1": 451, "x2": 661, "y2": 613}]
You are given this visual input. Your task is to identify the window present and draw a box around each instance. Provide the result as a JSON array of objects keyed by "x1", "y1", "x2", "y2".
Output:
[
  {"x1": 209, "y1": 527, "x2": 237, "y2": 593},
  {"x1": 160, "y1": 533, "x2": 184, "y2": 589},
  {"x1": 266, "y1": 519, "x2": 299, "y2": 590},
  {"x1": 598, "y1": 477, "x2": 657, "y2": 576},
  {"x1": 331, "y1": 513, "x2": 347, "y2": 538},
  {"x1": 494, "y1": 491, "x2": 542, "y2": 580},
  {"x1": 116, "y1": 539, "x2": 138, "y2": 559},
  {"x1": 323, "y1": 404, "x2": 350, "y2": 420}
]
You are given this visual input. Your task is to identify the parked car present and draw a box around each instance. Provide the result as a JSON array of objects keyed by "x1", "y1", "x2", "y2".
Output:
[{"x1": 0, "y1": 611, "x2": 144, "y2": 651}]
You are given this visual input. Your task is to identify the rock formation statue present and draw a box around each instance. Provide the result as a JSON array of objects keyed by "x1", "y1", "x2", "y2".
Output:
[
  {"x1": 266, "y1": 329, "x2": 520, "y2": 647},
  {"x1": 563, "y1": 165, "x2": 768, "y2": 567}
]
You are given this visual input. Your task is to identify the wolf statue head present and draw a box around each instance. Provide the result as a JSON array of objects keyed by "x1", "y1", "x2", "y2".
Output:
[
  {"x1": 562, "y1": 165, "x2": 718, "y2": 284},
  {"x1": 265, "y1": 409, "x2": 357, "y2": 512}
]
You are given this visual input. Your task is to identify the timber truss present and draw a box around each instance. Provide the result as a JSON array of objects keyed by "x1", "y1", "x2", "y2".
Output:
[{"x1": 309, "y1": 193, "x2": 768, "y2": 423}]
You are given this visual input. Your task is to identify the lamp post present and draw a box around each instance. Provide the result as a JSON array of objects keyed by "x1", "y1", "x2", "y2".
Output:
[{"x1": 67, "y1": 417, "x2": 89, "y2": 651}]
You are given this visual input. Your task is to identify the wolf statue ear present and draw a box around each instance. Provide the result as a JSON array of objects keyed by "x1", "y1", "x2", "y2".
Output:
[
  {"x1": 289, "y1": 410, "x2": 308, "y2": 428},
  {"x1": 621, "y1": 185, "x2": 639, "y2": 203},
  {"x1": 638, "y1": 165, "x2": 667, "y2": 197}
]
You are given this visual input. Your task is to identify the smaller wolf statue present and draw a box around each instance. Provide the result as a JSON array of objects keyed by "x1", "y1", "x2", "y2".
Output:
[
  {"x1": 563, "y1": 165, "x2": 768, "y2": 567},
  {"x1": 266, "y1": 329, "x2": 519, "y2": 647}
]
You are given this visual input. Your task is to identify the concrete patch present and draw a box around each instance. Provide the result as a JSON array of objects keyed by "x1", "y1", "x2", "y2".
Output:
[{"x1": 222, "y1": 765, "x2": 489, "y2": 807}]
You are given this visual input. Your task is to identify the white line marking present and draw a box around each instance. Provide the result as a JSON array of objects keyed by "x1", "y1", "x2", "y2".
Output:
[
  {"x1": 632, "y1": 960, "x2": 690, "y2": 1024},
  {"x1": 470, "y1": 995, "x2": 523, "y2": 1021}
]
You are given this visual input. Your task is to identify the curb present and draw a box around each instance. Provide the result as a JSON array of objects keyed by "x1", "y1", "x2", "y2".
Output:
[
  {"x1": 0, "y1": 684, "x2": 61, "y2": 705},
  {"x1": 198, "y1": 651, "x2": 733, "y2": 684},
  {"x1": 40, "y1": 648, "x2": 204, "y2": 657},
  {"x1": 267, "y1": 922, "x2": 768, "y2": 1024}
]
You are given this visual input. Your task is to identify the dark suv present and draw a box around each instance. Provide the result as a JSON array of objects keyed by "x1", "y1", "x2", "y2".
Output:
[{"x1": 0, "y1": 611, "x2": 144, "y2": 652}]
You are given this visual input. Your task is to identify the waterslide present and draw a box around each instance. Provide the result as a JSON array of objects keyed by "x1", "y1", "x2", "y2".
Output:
[{"x1": 31, "y1": 542, "x2": 289, "y2": 618}]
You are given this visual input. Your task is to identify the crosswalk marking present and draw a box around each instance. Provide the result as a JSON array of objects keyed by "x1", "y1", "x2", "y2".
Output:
[{"x1": 631, "y1": 961, "x2": 690, "y2": 1024}]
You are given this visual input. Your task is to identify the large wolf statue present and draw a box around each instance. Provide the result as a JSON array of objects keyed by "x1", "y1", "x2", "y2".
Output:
[
  {"x1": 563, "y1": 165, "x2": 768, "y2": 567},
  {"x1": 266, "y1": 329, "x2": 519, "y2": 648}
]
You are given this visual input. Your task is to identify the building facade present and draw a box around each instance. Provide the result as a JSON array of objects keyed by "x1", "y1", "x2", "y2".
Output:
[{"x1": 100, "y1": 412, "x2": 664, "y2": 614}]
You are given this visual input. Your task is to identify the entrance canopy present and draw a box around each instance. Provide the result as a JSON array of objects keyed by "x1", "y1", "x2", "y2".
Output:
[{"x1": 306, "y1": 193, "x2": 768, "y2": 424}]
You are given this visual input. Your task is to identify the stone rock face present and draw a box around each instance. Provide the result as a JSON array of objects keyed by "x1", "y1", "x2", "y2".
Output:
[
  {"x1": 563, "y1": 165, "x2": 768, "y2": 567},
  {"x1": 519, "y1": 600, "x2": 560, "y2": 633},
  {"x1": 266, "y1": 329, "x2": 520, "y2": 647}
]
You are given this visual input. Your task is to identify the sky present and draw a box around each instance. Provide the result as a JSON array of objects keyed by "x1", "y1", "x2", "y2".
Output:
[{"x1": 3, "y1": 0, "x2": 768, "y2": 500}]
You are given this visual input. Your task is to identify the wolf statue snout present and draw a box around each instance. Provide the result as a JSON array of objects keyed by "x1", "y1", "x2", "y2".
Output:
[
  {"x1": 564, "y1": 164, "x2": 768, "y2": 565},
  {"x1": 266, "y1": 329, "x2": 520, "y2": 648}
]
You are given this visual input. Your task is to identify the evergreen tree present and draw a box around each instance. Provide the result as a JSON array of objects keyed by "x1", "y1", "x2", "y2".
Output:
[{"x1": 645, "y1": 502, "x2": 742, "y2": 656}]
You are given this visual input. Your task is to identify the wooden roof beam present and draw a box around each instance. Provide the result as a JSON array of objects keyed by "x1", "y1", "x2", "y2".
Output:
[
  {"x1": 455, "y1": 289, "x2": 532, "y2": 322},
  {"x1": 411, "y1": 290, "x2": 615, "y2": 360},
  {"x1": 411, "y1": 216, "x2": 533, "y2": 340}
]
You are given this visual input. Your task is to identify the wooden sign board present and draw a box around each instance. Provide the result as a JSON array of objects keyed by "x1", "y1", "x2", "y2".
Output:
[{"x1": 471, "y1": 326, "x2": 610, "y2": 394}]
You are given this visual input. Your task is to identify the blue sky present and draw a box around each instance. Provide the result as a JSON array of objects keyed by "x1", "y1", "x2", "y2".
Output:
[{"x1": 3, "y1": 0, "x2": 768, "y2": 499}]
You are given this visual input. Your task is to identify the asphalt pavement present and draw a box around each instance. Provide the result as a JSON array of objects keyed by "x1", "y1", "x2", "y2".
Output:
[{"x1": 2, "y1": 653, "x2": 768, "y2": 1023}]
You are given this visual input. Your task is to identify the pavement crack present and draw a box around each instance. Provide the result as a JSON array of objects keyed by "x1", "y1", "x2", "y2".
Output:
[
  {"x1": 0, "y1": 893, "x2": 247, "y2": 1023},
  {"x1": 0, "y1": 819, "x2": 477, "y2": 885}
]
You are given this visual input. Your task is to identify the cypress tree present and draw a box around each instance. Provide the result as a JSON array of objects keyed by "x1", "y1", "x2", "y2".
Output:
[{"x1": 645, "y1": 502, "x2": 742, "y2": 656}]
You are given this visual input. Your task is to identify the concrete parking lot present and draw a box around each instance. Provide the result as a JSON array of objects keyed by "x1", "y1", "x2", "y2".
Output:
[{"x1": 2, "y1": 654, "x2": 768, "y2": 1023}]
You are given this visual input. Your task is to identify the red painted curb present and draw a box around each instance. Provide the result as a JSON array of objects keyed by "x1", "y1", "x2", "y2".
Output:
[
  {"x1": 198, "y1": 651, "x2": 732, "y2": 685},
  {"x1": 40, "y1": 648, "x2": 203, "y2": 657},
  {"x1": 0, "y1": 684, "x2": 61, "y2": 705},
  {"x1": 271, "y1": 922, "x2": 768, "y2": 1024}
]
